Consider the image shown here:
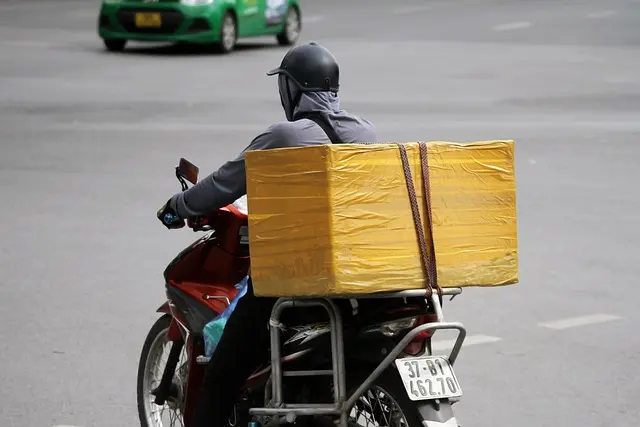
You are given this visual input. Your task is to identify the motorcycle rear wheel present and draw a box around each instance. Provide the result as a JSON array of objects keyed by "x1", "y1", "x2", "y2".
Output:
[
  {"x1": 347, "y1": 368, "x2": 458, "y2": 427},
  {"x1": 346, "y1": 370, "x2": 420, "y2": 427},
  {"x1": 137, "y1": 315, "x2": 188, "y2": 427}
]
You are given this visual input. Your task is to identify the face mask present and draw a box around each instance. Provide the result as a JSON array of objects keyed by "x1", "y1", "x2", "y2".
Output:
[{"x1": 278, "y1": 74, "x2": 301, "y2": 121}]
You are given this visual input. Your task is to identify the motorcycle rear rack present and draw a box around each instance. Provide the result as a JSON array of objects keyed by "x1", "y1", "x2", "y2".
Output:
[{"x1": 249, "y1": 288, "x2": 467, "y2": 427}]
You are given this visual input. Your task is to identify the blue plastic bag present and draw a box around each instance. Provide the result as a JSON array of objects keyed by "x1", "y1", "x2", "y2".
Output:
[{"x1": 202, "y1": 276, "x2": 249, "y2": 358}]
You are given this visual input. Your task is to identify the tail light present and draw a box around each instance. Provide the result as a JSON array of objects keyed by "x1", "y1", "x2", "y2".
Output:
[
  {"x1": 380, "y1": 317, "x2": 420, "y2": 337},
  {"x1": 363, "y1": 312, "x2": 439, "y2": 355},
  {"x1": 363, "y1": 313, "x2": 437, "y2": 338},
  {"x1": 403, "y1": 314, "x2": 438, "y2": 356},
  {"x1": 364, "y1": 316, "x2": 419, "y2": 337}
]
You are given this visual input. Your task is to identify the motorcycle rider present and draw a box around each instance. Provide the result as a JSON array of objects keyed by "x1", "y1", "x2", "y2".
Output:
[{"x1": 157, "y1": 41, "x2": 377, "y2": 427}]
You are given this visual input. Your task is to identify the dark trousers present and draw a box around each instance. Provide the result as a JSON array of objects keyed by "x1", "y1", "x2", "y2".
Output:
[{"x1": 192, "y1": 279, "x2": 276, "y2": 427}]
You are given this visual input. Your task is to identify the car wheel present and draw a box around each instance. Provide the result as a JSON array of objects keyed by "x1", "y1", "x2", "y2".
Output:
[
  {"x1": 103, "y1": 38, "x2": 127, "y2": 52},
  {"x1": 276, "y1": 6, "x2": 301, "y2": 46},
  {"x1": 215, "y1": 11, "x2": 237, "y2": 54}
]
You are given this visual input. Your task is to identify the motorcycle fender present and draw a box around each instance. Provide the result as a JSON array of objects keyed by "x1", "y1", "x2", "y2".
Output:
[
  {"x1": 167, "y1": 318, "x2": 183, "y2": 342},
  {"x1": 156, "y1": 302, "x2": 183, "y2": 342},
  {"x1": 416, "y1": 400, "x2": 457, "y2": 427},
  {"x1": 156, "y1": 301, "x2": 171, "y2": 314}
]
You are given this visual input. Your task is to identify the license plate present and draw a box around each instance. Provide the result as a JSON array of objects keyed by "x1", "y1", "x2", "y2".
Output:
[
  {"x1": 135, "y1": 12, "x2": 162, "y2": 28},
  {"x1": 395, "y1": 356, "x2": 463, "y2": 401}
]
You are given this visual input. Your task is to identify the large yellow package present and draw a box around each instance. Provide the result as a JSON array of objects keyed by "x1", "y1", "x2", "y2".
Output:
[{"x1": 245, "y1": 141, "x2": 518, "y2": 297}]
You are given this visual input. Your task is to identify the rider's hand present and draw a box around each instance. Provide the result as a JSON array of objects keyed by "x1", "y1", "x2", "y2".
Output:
[{"x1": 157, "y1": 198, "x2": 185, "y2": 230}]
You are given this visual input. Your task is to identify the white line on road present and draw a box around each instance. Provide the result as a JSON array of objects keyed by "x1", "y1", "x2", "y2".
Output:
[
  {"x1": 586, "y1": 10, "x2": 618, "y2": 19},
  {"x1": 432, "y1": 335, "x2": 502, "y2": 351},
  {"x1": 538, "y1": 314, "x2": 622, "y2": 330},
  {"x1": 303, "y1": 15, "x2": 325, "y2": 24},
  {"x1": 392, "y1": 5, "x2": 431, "y2": 14},
  {"x1": 492, "y1": 21, "x2": 533, "y2": 31}
]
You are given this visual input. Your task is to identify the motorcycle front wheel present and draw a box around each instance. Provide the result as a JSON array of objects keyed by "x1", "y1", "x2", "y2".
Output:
[{"x1": 136, "y1": 315, "x2": 189, "y2": 427}]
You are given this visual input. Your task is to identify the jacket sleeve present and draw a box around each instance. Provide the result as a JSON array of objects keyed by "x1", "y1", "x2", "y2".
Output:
[{"x1": 169, "y1": 124, "x2": 286, "y2": 218}]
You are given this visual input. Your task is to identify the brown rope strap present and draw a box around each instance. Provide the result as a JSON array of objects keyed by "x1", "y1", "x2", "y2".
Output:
[{"x1": 396, "y1": 142, "x2": 441, "y2": 296}]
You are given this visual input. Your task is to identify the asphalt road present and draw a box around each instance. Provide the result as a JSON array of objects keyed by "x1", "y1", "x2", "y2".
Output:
[{"x1": 1, "y1": 0, "x2": 639, "y2": 426}]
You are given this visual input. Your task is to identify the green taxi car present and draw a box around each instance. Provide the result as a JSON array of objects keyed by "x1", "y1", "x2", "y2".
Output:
[{"x1": 98, "y1": 0, "x2": 302, "y2": 53}]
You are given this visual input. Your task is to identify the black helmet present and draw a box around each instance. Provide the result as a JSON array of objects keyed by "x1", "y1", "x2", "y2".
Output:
[
  {"x1": 267, "y1": 42, "x2": 339, "y2": 121},
  {"x1": 267, "y1": 41, "x2": 340, "y2": 92}
]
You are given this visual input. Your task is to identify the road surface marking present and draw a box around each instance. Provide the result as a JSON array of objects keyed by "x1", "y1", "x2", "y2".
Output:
[
  {"x1": 492, "y1": 21, "x2": 533, "y2": 31},
  {"x1": 393, "y1": 5, "x2": 431, "y2": 14},
  {"x1": 432, "y1": 335, "x2": 502, "y2": 351},
  {"x1": 303, "y1": 15, "x2": 325, "y2": 24},
  {"x1": 538, "y1": 314, "x2": 621, "y2": 330},
  {"x1": 586, "y1": 10, "x2": 618, "y2": 19}
]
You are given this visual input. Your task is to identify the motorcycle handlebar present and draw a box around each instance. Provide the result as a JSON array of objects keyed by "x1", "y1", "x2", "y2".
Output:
[
  {"x1": 187, "y1": 215, "x2": 213, "y2": 232},
  {"x1": 175, "y1": 161, "x2": 243, "y2": 232}
]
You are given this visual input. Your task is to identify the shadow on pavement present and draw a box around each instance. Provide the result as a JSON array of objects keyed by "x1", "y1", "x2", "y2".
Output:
[{"x1": 100, "y1": 40, "x2": 285, "y2": 56}]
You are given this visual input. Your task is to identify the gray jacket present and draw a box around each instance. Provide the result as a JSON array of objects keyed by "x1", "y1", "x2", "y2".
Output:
[{"x1": 170, "y1": 91, "x2": 378, "y2": 218}]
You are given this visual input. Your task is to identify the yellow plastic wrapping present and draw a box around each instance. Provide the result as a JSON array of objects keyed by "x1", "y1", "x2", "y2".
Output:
[{"x1": 245, "y1": 141, "x2": 518, "y2": 297}]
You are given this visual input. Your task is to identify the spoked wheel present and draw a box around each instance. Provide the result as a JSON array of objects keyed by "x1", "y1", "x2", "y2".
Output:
[
  {"x1": 347, "y1": 371, "x2": 423, "y2": 427},
  {"x1": 137, "y1": 315, "x2": 189, "y2": 427},
  {"x1": 349, "y1": 386, "x2": 410, "y2": 427}
]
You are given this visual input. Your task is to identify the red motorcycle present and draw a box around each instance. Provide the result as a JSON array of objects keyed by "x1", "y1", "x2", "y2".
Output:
[{"x1": 136, "y1": 159, "x2": 468, "y2": 427}]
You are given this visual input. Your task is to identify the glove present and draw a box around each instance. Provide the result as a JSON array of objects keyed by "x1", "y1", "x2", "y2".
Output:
[{"x1": 157, "y1": 198, "x2": 185, "y2": 230}]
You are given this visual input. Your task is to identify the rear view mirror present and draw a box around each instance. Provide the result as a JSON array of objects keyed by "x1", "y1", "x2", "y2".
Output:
[{"x1": 177, "y1": 158, "x2": 199, "y2": 185}]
